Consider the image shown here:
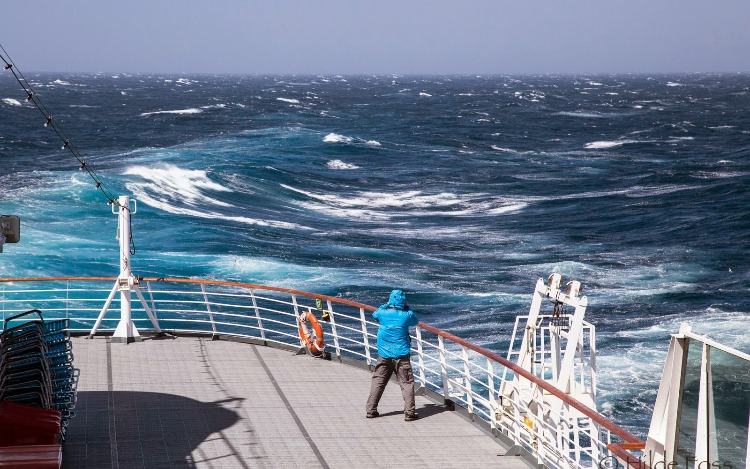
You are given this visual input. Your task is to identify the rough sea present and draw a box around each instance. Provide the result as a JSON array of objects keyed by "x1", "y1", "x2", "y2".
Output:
[{"x1": 1, "y1": 73, "x2": 749, "y2": 434}]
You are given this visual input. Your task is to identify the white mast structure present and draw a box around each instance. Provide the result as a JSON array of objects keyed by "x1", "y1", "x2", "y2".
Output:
[{"x1": 88, "y1": 195, "x2": 161, "y2": 343}]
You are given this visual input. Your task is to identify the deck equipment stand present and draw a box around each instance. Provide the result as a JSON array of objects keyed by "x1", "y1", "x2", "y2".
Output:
[{"x1": 88, "y1": 195, "x2": 161, "y2": 343}]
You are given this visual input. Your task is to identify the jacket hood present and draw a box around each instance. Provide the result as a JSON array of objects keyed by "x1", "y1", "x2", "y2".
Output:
[{"x1": 387, "y1": 290, "x2": 408, "y2": 310}]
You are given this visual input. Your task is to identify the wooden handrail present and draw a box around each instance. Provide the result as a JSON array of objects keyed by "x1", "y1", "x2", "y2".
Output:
[{"x1": 1, "y1": 276, "x2": 645, "y2": 449}]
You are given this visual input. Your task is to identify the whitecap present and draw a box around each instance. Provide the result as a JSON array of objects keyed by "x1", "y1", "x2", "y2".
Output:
[
  {"x1": 419, "y1": 92, "x2": 432, "y2": 97},
  {"x1": 327, "y1": 160, "x2": 360, "y2": 170},
  {"x1": 666, "y1": 82, "x2": 683, "y2": 87},
  {"x1": 52, "y1": 79, "x2": 72, "y2": 86},
  {"x1": 140, "y1": 108, "x2": 203, "y2": 117},
  {"x1": 2, "y1": 98, "x2": 22, "y2": 106},
  {"x1": 584, "y1": 139, "x2": 640, "y2": 149},
  {"x1": 491, "y1": 146, "x2": 515, "y2": 152},
  {"x1": 277, "y1": 97, "x2": 300, "y2": 104},
  {"x1": 587, "y1": 81, "x2": 603, "y2": 86},
  {"x1": 124, "y1": 164, "x2": 231, "y2": 207},
  {"x1": 176, "y1": 78, "x2": 196, "y2": 85},
  {"x1": 124, "y1": 164, "x2": 307, "y2": 230},
  {"x1": 556, "y1": 111, "x2": 607, "y2": 118},
  {"x1": 323, "y1": 133, "x2": 353, "y2": 143},
  {"x1": 365, "y1": 140, "x2": 381, "y2": 146},
  {"x1": 281, "y1": 184, "x2": 527, "y2": 220}
]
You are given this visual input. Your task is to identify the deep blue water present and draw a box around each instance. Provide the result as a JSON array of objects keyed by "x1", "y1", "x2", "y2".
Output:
[{"x1": 1, "y1": 73, "x2": 749, "y2": 431}]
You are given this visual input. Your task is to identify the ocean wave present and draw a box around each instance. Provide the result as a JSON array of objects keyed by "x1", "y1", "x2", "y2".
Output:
[
  {"x1": 490, "y1": 146, "x2": 515, "y2": 152},
  {"x1": 323, "y1": 132, "x2": 352, "y2": 143},
  {"x1": 419, "y1": 92, "x2": 432, "y2": 97},
  {"x1": 125, "y1": 164, "x2": 303, "y2": 230},
  {"x1": 556, "y1": 111, "x2": 610, "y2": 118},
  {"x1": 327, "y1": 160, "x2": 360, "y2": 170},
  {"x1": 140, "y1": 108, "x2": 203, "y2": 117},
  {"x1": 322, "y1": 132, "x2": 381, "y2": 146},
  {"x1": 277, "y1": 97, "x2": 301, "y2": 104},
  {"x1": 281, "y1": 184, "x2": 527, "y2": 220},
  {"x1": 2, "y1": 98, "x2": 22, "y2": 106},
  {"x1": 584, "y1": 139, "x2": 641, "y2": 149},
  {"x1": 124, "y1": 164, "x2": 232, "y2": 207}
]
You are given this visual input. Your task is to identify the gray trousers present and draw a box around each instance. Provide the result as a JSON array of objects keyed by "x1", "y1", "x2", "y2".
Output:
[{"x1": 366, "y1": 355, "x2": 416, "y2": 415}]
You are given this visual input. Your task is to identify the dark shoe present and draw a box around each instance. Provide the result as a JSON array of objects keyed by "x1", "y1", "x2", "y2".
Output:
[
  {"x1": 404, "y1": 413, "x2": 419, "y2": 421},
  {"x1": 366, "y1": 411, "x2": 379, "y2": 419}
]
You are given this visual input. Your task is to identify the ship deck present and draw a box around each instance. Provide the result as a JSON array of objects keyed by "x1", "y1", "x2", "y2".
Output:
[{"x1": 61, "y1": 335, "x2": 533, "y2": 469}]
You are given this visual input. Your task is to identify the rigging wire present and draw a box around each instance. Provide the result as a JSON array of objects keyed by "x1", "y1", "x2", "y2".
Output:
[{"x1": 0, "y1": 44, "x2": 136, "y2": 254}]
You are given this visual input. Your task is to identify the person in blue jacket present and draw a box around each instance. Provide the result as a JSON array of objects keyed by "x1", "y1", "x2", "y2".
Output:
[{"x1": 365, "y1": 289, "x2": 420, "y2": 421}]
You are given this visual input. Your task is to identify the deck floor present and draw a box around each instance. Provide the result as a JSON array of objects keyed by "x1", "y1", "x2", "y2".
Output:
[{"x1": 61, "y1": 336, "x2": 531, "y2": 469}]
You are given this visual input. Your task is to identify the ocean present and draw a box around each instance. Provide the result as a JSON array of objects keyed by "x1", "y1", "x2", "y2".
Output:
[{"x1": 1, "y1": 73, "x2": 749, "y2": 433}]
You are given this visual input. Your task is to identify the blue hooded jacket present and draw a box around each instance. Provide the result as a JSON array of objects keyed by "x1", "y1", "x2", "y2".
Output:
[{"x1": 372, "y1": 290, "x2": 419, "y2": 359}]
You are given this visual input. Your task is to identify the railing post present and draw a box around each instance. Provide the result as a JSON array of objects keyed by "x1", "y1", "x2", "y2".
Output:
[
  {"x1": 438, "y1": 335, "x2": 451, "y2": 406},
  {"x1": 536, "y1": 393, "x2": 546, "y2": 466},
  {"x1": 250, "y1": 289, "x2": 266, "y2": 341},
  {"x1": 65, "y1": 280, "x2": 69, "y2": 320},
  {"x1": 415, "y1": 326, "x2": 426, "y2": 388},
  {"x1": 573, "y1": 414, "x2": 582, "y2": 466},
  {"x1": 462, "y1": 346, "x2": 474, "y2": 416},
  {"x1": 146, "y1": 281, "x2": 158, "y2": 321},
  {"x1": 359, "y1": 308, "x2": 372, "y2": 366},
  {"x1": 326, "y1": 300, "x2": 341, "y2": 360},
  {"x1": 200, "y1": 284, "x2": 217, "y2": 339},
  {"x1": 291, "y1": 294, "x2": 303, "y2": 348},
  {"x1": 487, "y1": 358, "x2": 496, "y2": 431}
]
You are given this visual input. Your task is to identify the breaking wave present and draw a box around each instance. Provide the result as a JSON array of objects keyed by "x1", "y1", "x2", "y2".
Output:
[{"x1": 140, "y1": 108, "x2": 203, "y2": 117}]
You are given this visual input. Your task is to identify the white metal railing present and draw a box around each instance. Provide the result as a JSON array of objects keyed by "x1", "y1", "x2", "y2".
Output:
[
  {"x1": 644, "y1": 325, "x2": 750, "y2": 469},
  {"x1": 0, "y1": 277, "x2": 646, "y2": 469}
]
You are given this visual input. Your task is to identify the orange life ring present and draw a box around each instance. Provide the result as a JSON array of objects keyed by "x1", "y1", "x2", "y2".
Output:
[{"x1": 297, "y1": 310, "x2": 325, "y2": 356}]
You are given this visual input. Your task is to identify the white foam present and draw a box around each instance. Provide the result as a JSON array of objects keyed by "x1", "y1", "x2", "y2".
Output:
[
  {"x1": 666, "y1": 82, "x2": 683, "y2": 87},
  {"x1": 419, "y1": 92, "x2": 432, "y2": 97},
  {"x1": 327, "y1": 160, "x2": 360, "y2": 170},
  {"x1": 323, "y1": 133, "x2": 353, "y2": 143},
  {"x1": 140, "y1": 108, "x2": 203, "y2": 117},
  {"x1": 281, "y1": 184, "x2": 527, "y2": 220},
  {"x1": 584, "y1": 139, "x2": 639, "y2": 149},
  {"x1": 52, "y1": 79, "x2": 72, "y2": 86},
  {"x1": 366, "y1": 140, "x2": 381, "y2": 146},
  {"x1": 125, "y1": 164, "x2": 303, "y2": 230},
  {"x1": 124, "y1": 164, "x2": 231, "y2": 207},
  {"x1": 491, "y1": 146, "x2": 515, "y2": 152},
  {"x1": 557, "y1": 111, "x2": 607, "y2": 118},
  {"x1": 176, "y1": 78, "x2": 196, "y2": 85},
  {"x1": 587, "y1": 81, "x2": 603, "y2": 86},
  {"x1": 277, "y1": 97, "x2": 300, "y2": 104},
  {"x1": 2, "y1": 98, "x2": 21, "y2": 106}
]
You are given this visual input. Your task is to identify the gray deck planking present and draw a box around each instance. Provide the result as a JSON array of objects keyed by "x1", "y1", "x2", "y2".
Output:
[{"x1": 61, "y1": 336, "x2": 532, "y2": 469}]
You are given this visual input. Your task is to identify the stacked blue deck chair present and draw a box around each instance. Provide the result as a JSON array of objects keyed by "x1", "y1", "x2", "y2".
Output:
[{"x1": 0, "y1": 309, "x2": 79, "y2": 439}]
